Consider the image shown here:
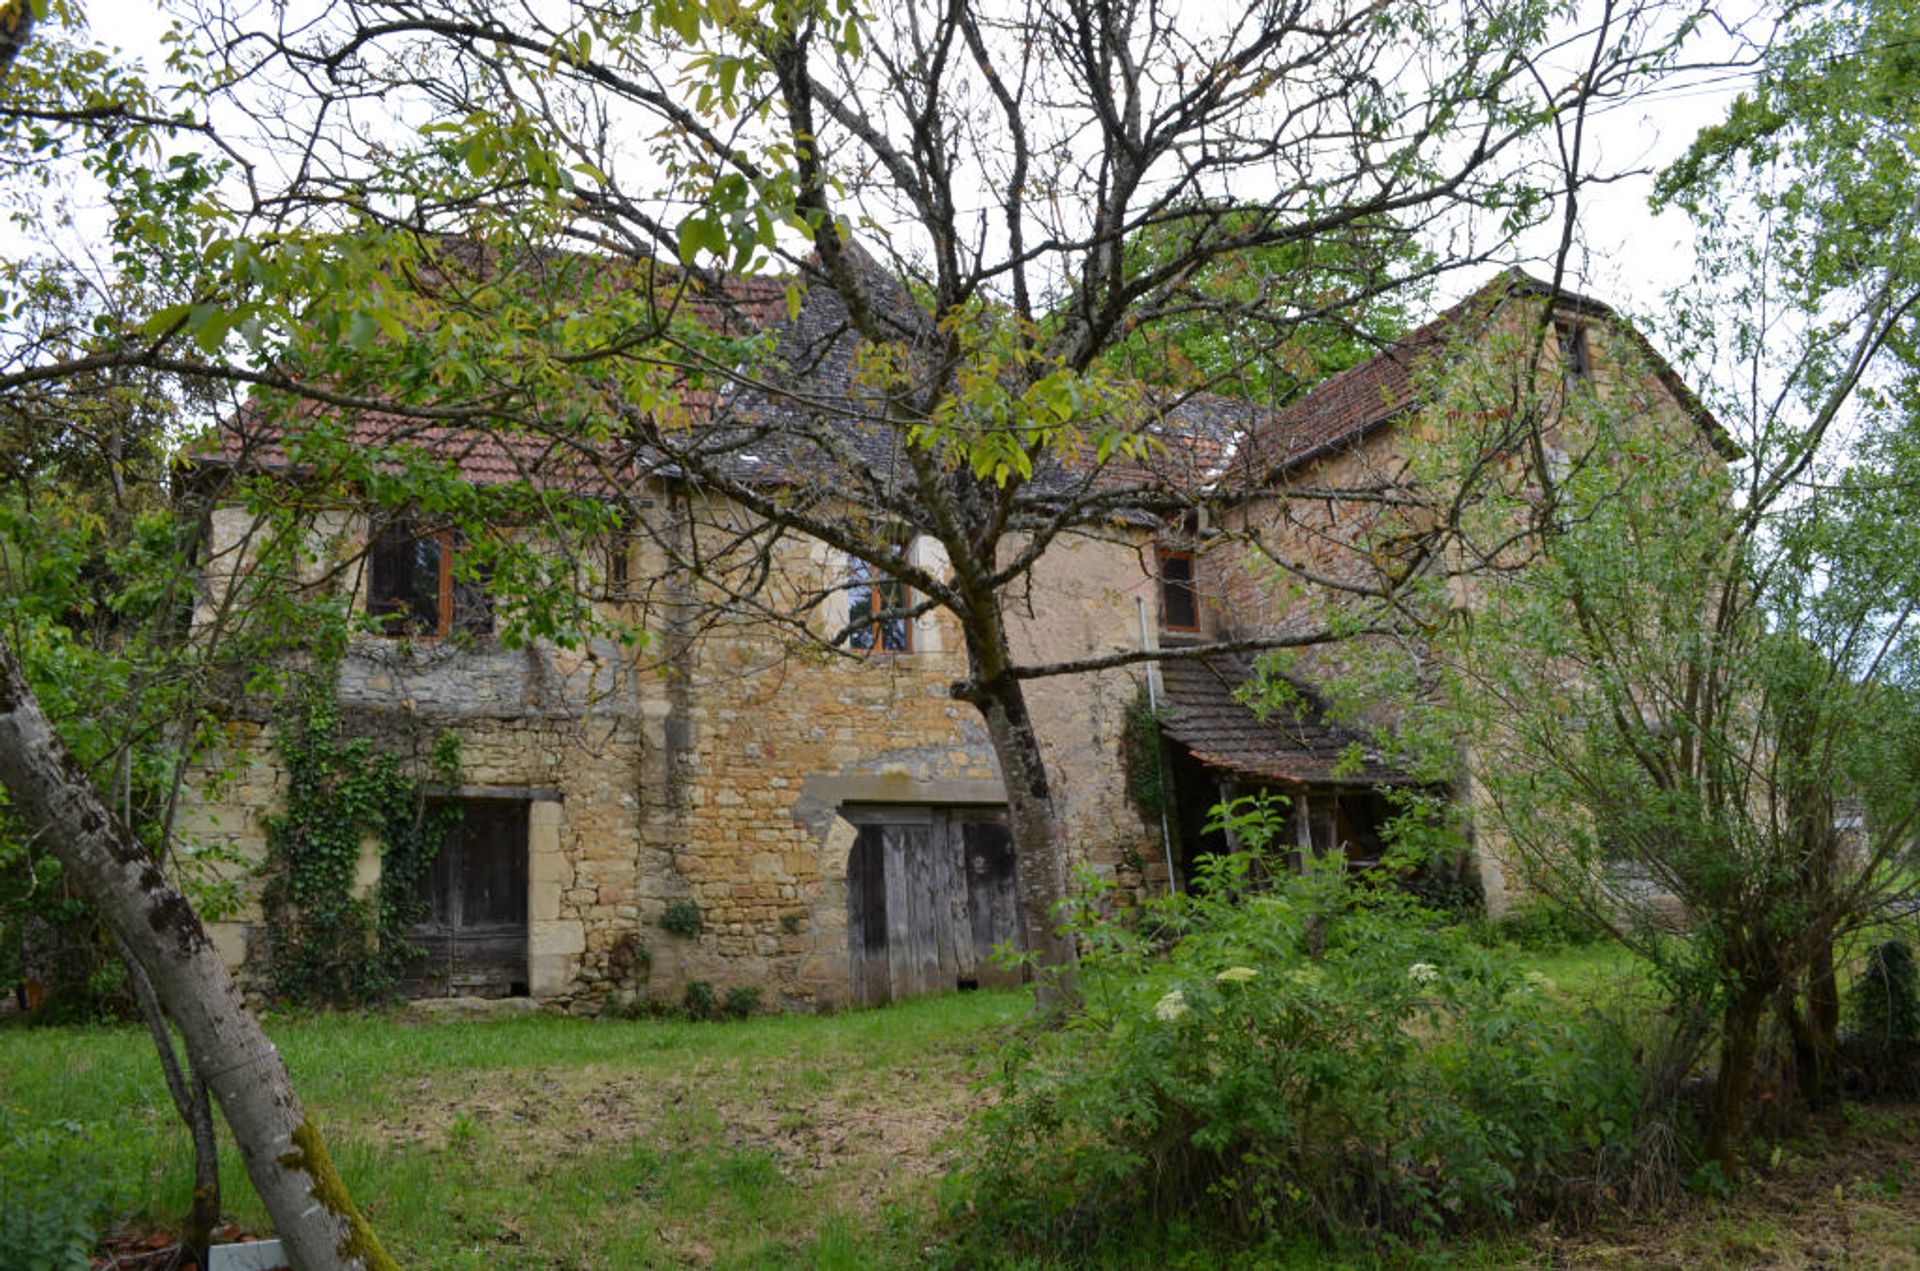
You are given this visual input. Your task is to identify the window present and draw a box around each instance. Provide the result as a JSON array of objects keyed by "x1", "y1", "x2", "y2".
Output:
[
  {"x1": 847, "y1": 550, "x2": 911, "y2": 652},
  {"x1": 1160, "y1": 549, "x2": 1199, "y2": 632},
  {"x1": 368, "y1": 517, "x2": 492, "y2": 639}
]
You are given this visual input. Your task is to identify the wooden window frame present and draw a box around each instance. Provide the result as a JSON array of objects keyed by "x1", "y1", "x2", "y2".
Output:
[
  {"x1": 368, "y1": 519, "x2": 491, "y2": 641},
  {"x1": 369, "y1": 520, "x2": 453, "y2": 640},
  {"x1": 847, "y1": 551, "x2": 913, "y2": 654},
  {"x1": 1159, "y1": 548, "x2": 1201, "y2": 634}
]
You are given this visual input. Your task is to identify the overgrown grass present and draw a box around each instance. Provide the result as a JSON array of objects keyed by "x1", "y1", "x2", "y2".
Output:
[
  {"x1": 1, "y1": 990, "x2": 1022, "y2": 1269},
  {"x1": 14, "y1": 920, "x2": 1918, "y2": 1270}
]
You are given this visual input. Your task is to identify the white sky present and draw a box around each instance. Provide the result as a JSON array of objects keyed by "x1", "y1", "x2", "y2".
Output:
[{"x1": 74, "y1": 0, "x2": 1762, "y2": 340}]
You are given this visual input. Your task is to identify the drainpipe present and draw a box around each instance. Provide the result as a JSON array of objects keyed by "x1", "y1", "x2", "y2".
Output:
[{"x1": 1137, "y1": 597, "x2": 1179, "y2": 894}]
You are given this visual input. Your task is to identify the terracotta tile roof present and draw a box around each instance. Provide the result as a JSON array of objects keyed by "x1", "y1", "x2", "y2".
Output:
[
  {"x1": 211, "y1": 404, "x2": 650, "y2": 496},
  {"x1": 1156, "y1": 649, "x2": 1413, "y2": 787},
  {"x1": 197, "y1": 242, "x2": 783, "y2": 493},
  {"x1": 1239, "y1": 268, "x2": 1729, "y2": 476}
]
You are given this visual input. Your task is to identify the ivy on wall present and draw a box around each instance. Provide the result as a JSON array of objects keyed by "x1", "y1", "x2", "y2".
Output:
[
  {"x1": 260, "y1": 663, "x2": 461, "y2": 1005},
  {"x1": 1121, "y1": 683, "x2": 1175, "y2": 827}
]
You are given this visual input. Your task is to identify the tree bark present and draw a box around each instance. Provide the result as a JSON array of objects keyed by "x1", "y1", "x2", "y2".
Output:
[
  {"x1": 1789, "y1": 942, "x2": 1841, "y2": 1110},
  {"x1": 1810, "y1": 940, "x2": 1841, "y2": 1092},
  {"x1": 1707, "y1": 985, "x2": 1768, "y2": 1179},
  {"x1": 119, "y1": 941, "x2": 222, "y2": 1263},
  {"x1": 968, "y1": 668, "x2": 1082, "y2": 1016},
  {"x1": 0, "y1": 637, "x2": 395, "y2": 1271}
]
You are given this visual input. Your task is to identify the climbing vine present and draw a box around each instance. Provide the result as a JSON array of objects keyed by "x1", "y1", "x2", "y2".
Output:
[
  {"x1": 261, "y1": 663, "x2": 462, "y2": 1005},
  {"x1": 1121, "y1": 683, "x2": 1175, "y2": 826}
]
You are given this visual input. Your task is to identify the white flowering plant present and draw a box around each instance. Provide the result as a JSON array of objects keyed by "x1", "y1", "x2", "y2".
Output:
[{"x1": 958, "y1": 846, "x2": 1647, "y2": 1260}]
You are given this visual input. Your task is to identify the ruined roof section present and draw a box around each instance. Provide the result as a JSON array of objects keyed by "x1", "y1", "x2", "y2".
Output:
[
  {"x1": 1156, "y1": 649, "x2": 1413, "y2": 787},
  {"x1": 1238, "y1": 268, "x2": 1729, "y2": 477},
  {"x1": 710, "y1": 239, "x2": 942, "y2": 485}
]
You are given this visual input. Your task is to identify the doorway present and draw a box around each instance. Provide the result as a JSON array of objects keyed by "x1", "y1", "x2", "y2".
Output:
[
  {"x1": 844, "y1": 806, "x2": 1023, "y2": 1006},
  {"x1": 402, "y1": 799, "x2": 530, "y2": 998}
]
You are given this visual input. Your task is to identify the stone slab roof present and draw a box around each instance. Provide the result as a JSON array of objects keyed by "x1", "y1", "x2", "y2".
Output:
[{"x1": 1156, "y1": 649, "x2": 1413, "y2": 787}]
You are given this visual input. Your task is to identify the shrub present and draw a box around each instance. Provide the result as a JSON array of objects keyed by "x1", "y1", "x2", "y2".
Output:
[
  {"x1": 1849, "y1": 940, "x2": 1920, "y2": 1047},
  {"x1": 0, "y1": 1105, "x2": 100, "y2": 1271},
  {"x1": 724, "y1": 985, "x2": 762, "y2": 1019},
  {"x1": 951, "y1": 854, "x2": 1649, "y2": 1257},
  {"x1": 1488, "y1": 895, "x2": 1610, "y2": 951},
  {"x1": 683, "y1": 980, "x2": 717, "y2": 1019}
]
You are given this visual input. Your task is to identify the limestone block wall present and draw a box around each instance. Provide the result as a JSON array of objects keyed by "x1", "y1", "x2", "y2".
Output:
[
  {"x1": 175, "y1": 634, "x2": 652, "y2": 1008},
  {"x1": 179, "y1": 490, "x2": 1172, "y2": 1011},
  {"x1": 1005, "y1": 531, "x2": 1167, "y2": 897},
  {"x1": 1200, "y1": 300, "x2": 1726, "y2": 916},
  {"x1": 620, "y1": 509, "x2": 1166, "y2": 1010}
]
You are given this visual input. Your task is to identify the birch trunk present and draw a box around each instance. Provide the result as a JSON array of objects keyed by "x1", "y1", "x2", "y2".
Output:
[{"x1": 0, "y1": 637, "x2": 395, "y2": 1271}]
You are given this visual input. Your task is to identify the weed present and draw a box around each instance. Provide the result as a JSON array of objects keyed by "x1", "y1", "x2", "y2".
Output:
[
  {"x1": 0, "y1": 1105, "x2": 99, "y2": 1271},
  {"x1": 660, "y1": 901, "x2": 703, "y2": 937},
  {"x1": 684, "y1": 979, "x2": 718, "y2": 1019}
]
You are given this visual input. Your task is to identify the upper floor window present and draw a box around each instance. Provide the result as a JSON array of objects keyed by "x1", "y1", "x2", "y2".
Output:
[
  {"x1": 368, "y1": 517, "x2": 492, "y2": 639},
  {"x1": 847, "y1": 549, "x2": 911, "y2": 653},
  {"x1": 1160, "y1": 549, "x2": 1200, "y2": 633}
]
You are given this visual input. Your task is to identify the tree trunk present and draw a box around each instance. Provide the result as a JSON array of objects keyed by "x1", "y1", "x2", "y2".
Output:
[
  {"x1": 121, "y1": 942, "x2": 222, "y2": 1263},
  {"x1": 1707, "y1": 985, "x2": 1768, "y2": 1179},
  {"x1": 967, "y1": 669, "x2": 1082, "y2": 1016},
  {"x1": 1799, "y1": 940, "x2": 1841, "y2": 1110},
  {"x1": 0, "y1": 637, "x2": 396, "y2": 1271}
]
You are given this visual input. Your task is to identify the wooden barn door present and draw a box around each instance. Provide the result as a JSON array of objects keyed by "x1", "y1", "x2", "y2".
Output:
[
  {"x1": 955, "y1": 810, "x2": 1024, "y2": 989},
  {"x1": 403, "y1": 800, "x2": 530, "y2": 998},
  {"x1": 844, "y1": 806, "x2": 1023, "y2": 1007}
]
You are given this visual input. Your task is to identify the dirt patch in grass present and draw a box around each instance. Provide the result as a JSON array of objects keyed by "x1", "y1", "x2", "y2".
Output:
[
  {"x1": 1533, "y1": 1105, "x2": 1920, "y2": 1269},
  {"x1": 342, "y1": 1028, "x2": 990, "y2": 1236}
]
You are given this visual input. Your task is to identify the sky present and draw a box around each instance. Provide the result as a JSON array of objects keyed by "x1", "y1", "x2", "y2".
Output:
[{"x1": 69, "y1": 0, "x2": 1765, "y2": 341}]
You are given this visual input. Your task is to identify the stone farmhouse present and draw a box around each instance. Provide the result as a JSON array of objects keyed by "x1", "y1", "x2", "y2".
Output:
[{"x1": 179, "y1": 262, "x2": 1724, "y2": 1013}]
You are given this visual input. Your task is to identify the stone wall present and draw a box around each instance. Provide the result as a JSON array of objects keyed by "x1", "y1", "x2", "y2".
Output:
[
  {"x1": 177, "y1": 499, "x2": 1165, "y2": 1012},
  {"x1": 1199, "y1": 297, "x2": 1724, "y2": 915}
]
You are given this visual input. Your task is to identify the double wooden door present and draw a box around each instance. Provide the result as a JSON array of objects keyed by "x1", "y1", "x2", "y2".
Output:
[{"x1": 845, "y1": 806, "x2": 1024, "y2": 1006}]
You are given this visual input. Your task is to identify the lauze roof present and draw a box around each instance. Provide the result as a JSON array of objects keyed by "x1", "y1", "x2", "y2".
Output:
[{"x1": 1155, "y1": 650, "x2": 1413, "y2": 787}]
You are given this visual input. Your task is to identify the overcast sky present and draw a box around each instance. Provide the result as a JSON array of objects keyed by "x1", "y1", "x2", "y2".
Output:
[{"x1": 81, "y1": 1, "x2": 1763, "y2": 333}]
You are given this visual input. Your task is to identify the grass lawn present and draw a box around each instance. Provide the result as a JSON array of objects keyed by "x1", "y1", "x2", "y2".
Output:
[
  {"x1": 14, "y1": 941, "x2": 1920, "y2": 1269},
  {"x1": 2, "y1": 990, "x2": 1024, "y2": 1269}
]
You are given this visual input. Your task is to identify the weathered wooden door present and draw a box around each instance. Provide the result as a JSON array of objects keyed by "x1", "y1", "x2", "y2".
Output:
[
  {"x1": 844, "y1": 806, "x2": 1023, "y2": 1006},
  {"x1": 404, "y1": 800, "x2": 529, "y2": 998}
]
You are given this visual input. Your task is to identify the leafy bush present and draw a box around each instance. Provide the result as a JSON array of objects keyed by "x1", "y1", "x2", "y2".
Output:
[
  {"x1": 0, "y1": 1105, "x2": 101, "y2": 1271},
  {"x1": 724, "y1": 985, "x2": 762, "y2": 1019},
  {"x1": 1482, "y1": 895, "x2": 1611, "y2": 951},
  {"x1": 683, "y1": 979, "x2": 717, "y2": 1019},
  {"x1": 952, "y1": 854, "x2": 1649, "y2": 1257},
  {"x1": 1848, "y1": 940, "x2": 1920, "y2": 1047}
]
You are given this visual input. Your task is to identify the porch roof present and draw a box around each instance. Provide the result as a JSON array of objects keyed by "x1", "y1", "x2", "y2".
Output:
[{"x1": 1154, "y1": 650, "x2": 1414, "y2": 787}]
